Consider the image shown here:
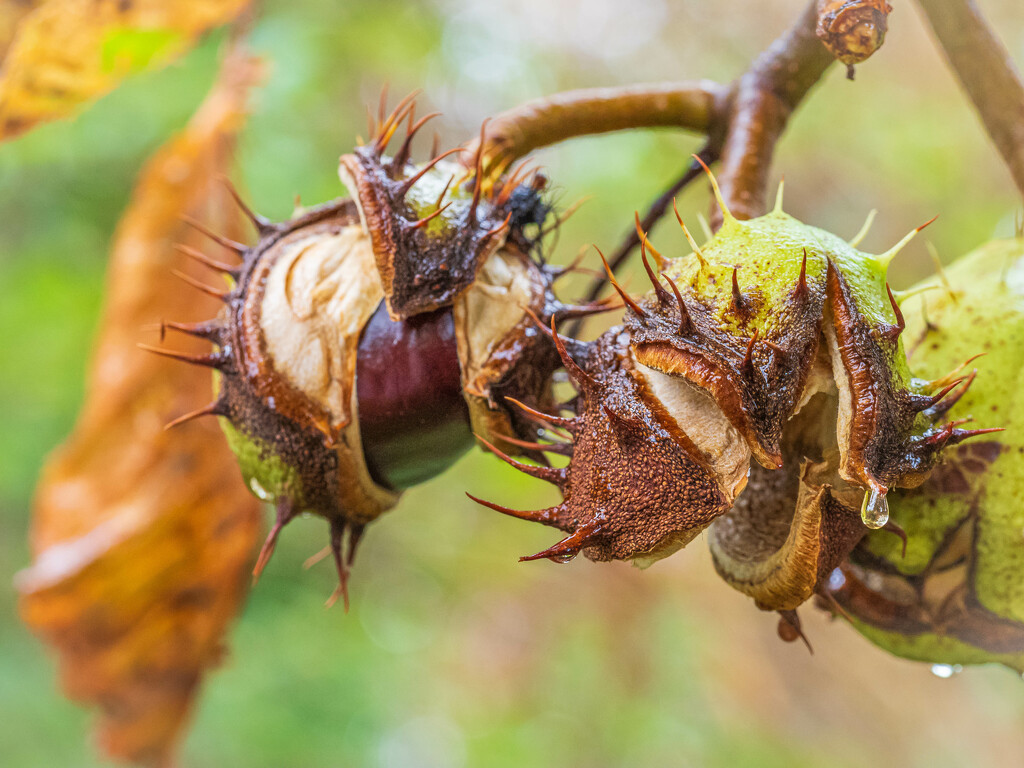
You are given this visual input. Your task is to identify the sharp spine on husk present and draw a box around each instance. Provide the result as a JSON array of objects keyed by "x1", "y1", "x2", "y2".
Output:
[
  {"x1": 663, "y1": 274, "x2": 694, "y2": 336},
  {"x1": 473, "y1": 434, "x2": 569, "y2": 486},
  {"x1": 252, "y1": 498, "x2": 297, "y2": 585},
  {"x1": 171, "y1": 269, "x2": 231, "y2": 301},
  {"x1": 465, "y1": 492, "x2": 565, "y2": 527},
  {"x1": 219, "y1": 175, "x2": 273, "y2": 233},
  {"x1": 595, "y1": 245, "x2": 646, "y2": 318},
  {"x1": 504, "y1": 396, "x2": 578, "y2": 433},
  {"x1": 520, "y1": 519, "x2": 604, "y2": 563},
  {"x1": 138, "y1": 343, "x2": 229, "y2": 370},
  {"x1": 181, "y1": 216, "x2": 247, "y2": 254},
  {"x1": 175, "y1": 244, "x2": 240, "y2": 278},
  {"x1": 673, "y1": 198, "x2": 709, "y2": 272},
  {"x1": 164, "y1": 400, "x2": 225, "y2": 430}
]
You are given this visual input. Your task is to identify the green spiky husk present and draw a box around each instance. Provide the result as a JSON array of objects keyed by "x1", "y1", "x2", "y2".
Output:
[{"x1": 842, "y1": 237, "x2": 1024, "y2": 670}]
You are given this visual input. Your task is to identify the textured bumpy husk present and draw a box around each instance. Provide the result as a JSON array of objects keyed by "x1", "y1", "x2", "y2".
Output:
[
  {"x1": 223, "y1": 199, "x2": 400, "y2": 527},
  {"x1": 208, "y1": 109, "x2": 568, "y2": 594},
  {"x1": 453, "y1": 244, "x2": 558, "y2": 453},
  {"x1": 339, "y1": 134, "x2": 510, "y2": 319},
  {"x1": 567, "y1": 333, "x2": 738, "y2": 564},
  {"x1": 337, "y1": 100, "x2": 567, "y2": 458},
  {"x1": 828, "y1": 237, "x2": 1024, "y2": 671},
  {"x1": 617, "y1": 200, "x2": 985, "y2": 612},
  {"x1": 469, "y1": 327, "x2": 738, "y2": 566},
  {"x1": 628, "y1": 207, "x2": 934, "y2": 494},
  {"x1": 478, "y1": 186, "x2": 994, "y2": 612}
]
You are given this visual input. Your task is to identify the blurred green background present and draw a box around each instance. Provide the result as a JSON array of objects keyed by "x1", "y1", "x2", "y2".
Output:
[{"x1": 2, "y1": 0, "x2": 1024, "y2": 766}]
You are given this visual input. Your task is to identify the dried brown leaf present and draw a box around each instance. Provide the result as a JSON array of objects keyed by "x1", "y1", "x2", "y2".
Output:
[
  {"x1": 0, "y1": 0, "x2": 44, "y2": 62},
  {"x1": 17, "y1": 46, "x2": 264, "y2": 767},
  {"x1": 0, "y1": 0, "x2": 250, "y2": 140}
]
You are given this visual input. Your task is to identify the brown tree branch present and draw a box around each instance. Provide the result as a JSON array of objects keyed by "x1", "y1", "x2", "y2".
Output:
[
  {"x1": 555, "y1": 2, "x2": 840, "y2": 326},
  {"x1": 916, "y1": 0, "x2": 1024, "y2": 200},
  {"x1": 466, "y1": 81, "x2": 723, "y2": 170},
  {"x1": 469, "y1": 1, "x2": 848, "y2": 332},
  {"x1": 716, "y1": 0, "x2": 836, "y2": 223}
]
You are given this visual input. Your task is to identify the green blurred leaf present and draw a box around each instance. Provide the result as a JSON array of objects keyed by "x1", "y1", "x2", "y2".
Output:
[{"x1": 100, "y1": 27, "x2": 185, "y2": 75}]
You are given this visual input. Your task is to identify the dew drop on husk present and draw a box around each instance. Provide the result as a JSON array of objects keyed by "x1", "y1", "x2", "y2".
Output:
[
  {"x1": 249, "y1": 477, "x2": 273, "y2": 502},
  {"x1": 860, "y1": 487, "x2": 889, "y2": 529},
  {"x1": 931, "y1": 663, "x2": 963, "y2": 678}
]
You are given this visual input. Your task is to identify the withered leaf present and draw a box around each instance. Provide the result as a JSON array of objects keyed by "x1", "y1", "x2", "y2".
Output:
[
  {"x1": 17, "y1": 46, "x2": 264, "y2": 767},
  {"x1": 0, "y1": 0, "x2": 251, "y2": 140},
  {"x1": 0, "y1": 0, "x2": 43, "y2": 62}
]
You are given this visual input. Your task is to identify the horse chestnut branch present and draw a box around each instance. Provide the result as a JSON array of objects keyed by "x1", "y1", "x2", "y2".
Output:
[
  {"x1": 150, "y1": 98, "x2": 608, "y2": 607},
  {"x1": 143, "y1": 0, "x2": 1024, "y2": 671}
]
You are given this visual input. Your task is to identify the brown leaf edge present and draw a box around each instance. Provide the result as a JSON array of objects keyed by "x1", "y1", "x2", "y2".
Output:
[
  {"x1": 0, "y1": 0, "x2": 252, "y2": 140},
  {"x1": 16, "y1": 44, "x2": 265, "y2": 767}
]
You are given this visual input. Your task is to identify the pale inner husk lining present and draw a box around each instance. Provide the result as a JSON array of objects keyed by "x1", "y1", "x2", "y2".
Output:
[{"x1": 260, "y1": 226, "x2": 383, "y2": 430}]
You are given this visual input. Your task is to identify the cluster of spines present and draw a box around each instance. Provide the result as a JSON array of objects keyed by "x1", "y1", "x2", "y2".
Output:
[
  {"x1": 462, "y1": 159, "x2": 1006, "y2": 655},
  {"x1": 139, "y1": 175, "x2": 288, "y2": 391},
  {"x1": 462, "y1": 169, "x2": 779, "y2": 562},
  {"x1": 598, "y1": 212, "x2": 796, "y2": 407},
  {"x1": 467, "y1": 316, "x2": 602, "y2": 564},
  {"x1": 149, "y1": 116, "x2": 1008, "y2": 632},
  {"x1": 151, "y1": 144, "x2": 605, "y2": 601},
  {"x1": 504, "y1": 159, "x2": 997, "y2": 559},
  {"x1": 861, "y1": 265, "x2": 1000, "y2": 474},
  {"x1": 620, "y1": 160, "x2": 999, "y2": 477},
  {"x1": 142, "y1": 183, "x2": 371, "y2": 609},
  {"x1": 137, "y1": 196, "x2": 255, "y2": 413},
  {"x1": 904, "y1": 356, "x2": 1001, "y2": 455},
  {"x1": 360, "y1": 91, "x2": 536, "y2": 241}
]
